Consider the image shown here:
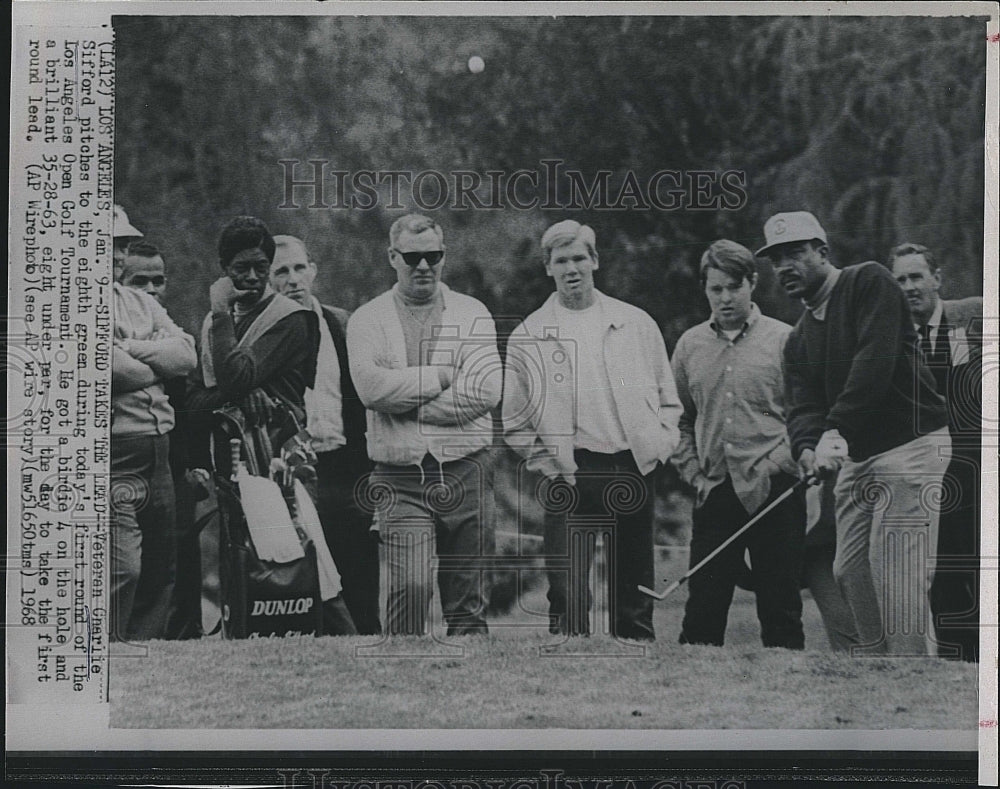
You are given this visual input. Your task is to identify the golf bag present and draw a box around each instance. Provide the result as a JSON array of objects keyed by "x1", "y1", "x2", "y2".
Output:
[{"x1": 212, "y1": 405, "x2": 324, "y2": 639}]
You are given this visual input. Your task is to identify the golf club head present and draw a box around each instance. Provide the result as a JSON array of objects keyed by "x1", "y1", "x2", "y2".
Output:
[{"x1": 637, "y1": 584, "x2": 669, "y2": 601}]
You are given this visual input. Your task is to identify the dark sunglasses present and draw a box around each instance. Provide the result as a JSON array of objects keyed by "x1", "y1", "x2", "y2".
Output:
[
  {"x1": 394, "y1": 249, "x2": 444, "y2": 267},
  {"x1": 128, "y1": 275, "x2": 166, "y2": 287}
]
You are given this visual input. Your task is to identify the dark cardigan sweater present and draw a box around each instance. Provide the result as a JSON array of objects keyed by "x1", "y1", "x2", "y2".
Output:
[{"x1": 783, "y1": 262, "x2": 948, "y2": 461}]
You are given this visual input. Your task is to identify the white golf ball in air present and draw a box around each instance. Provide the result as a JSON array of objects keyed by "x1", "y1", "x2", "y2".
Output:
[{"x1": 468, "y1": 56, "x2": 485, "y2": 74}]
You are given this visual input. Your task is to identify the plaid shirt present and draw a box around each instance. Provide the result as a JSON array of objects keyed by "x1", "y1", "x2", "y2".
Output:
[{"x1": 670, "y1": 304, "x2": 797, "y2": 513}]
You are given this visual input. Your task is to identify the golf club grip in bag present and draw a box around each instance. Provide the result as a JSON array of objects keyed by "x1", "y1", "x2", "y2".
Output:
[{"x1": 213, "y1": 408, "x2": 323, "y2": 639}]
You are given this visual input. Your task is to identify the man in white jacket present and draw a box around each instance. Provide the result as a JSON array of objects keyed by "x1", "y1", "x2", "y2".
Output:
[
  {"x1": 347, "y1": 214, "x2": 500, "y2": 635},
  {"x1": 503, "y1": 220, "x2": 682, "y2": 640}
]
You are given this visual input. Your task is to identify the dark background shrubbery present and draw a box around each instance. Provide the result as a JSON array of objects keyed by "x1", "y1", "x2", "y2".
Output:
[{"x1": 114, "y1": 15, "x2": 987, "y2": 562}]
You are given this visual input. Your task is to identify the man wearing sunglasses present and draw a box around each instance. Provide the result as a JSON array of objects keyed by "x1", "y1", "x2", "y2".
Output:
[{"x1": 347, "y1": 213, "x2": 501, "y2": 635}]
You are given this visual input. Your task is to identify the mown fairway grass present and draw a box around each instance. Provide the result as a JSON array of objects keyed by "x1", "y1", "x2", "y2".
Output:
[
  {"x1": 110, "y1": 552, "x2": 978, "y2": 730},
  {"x1": 110, "y1": 630, "x2": 977, "y2": 730}
]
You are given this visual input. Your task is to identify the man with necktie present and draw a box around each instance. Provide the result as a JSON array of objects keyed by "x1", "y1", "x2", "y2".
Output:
[{"x1": 890, "y1": 243, "x2": 983, "y2": 662}]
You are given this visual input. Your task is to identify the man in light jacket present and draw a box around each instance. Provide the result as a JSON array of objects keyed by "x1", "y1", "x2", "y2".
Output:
[
  {"x1": 502, "y1": 220, "x2": 682, "y2": 641},
  {"x1": 347, "y1": 214, "x2": 500, "y2": 635},
  {"x1": 112, "y1": 275, "x2": 197, "y2": 640}
]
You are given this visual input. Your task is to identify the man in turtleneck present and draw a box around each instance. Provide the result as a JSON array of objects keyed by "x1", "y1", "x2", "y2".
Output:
[
  {"x1": 347, "y1": 213, "x2": 500, "y2": 636},
  {"x1": 758, "y1": 211, "x2": 950, "y2": 657}
]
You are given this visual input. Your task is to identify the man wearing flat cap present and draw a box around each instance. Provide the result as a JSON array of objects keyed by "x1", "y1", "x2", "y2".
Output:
[
  {"x1": 758, "y1": 211, "x2": 950, "y2": 656},
  {"x1": 503, "y1": 220, "x2": 682, "y2": 641}
]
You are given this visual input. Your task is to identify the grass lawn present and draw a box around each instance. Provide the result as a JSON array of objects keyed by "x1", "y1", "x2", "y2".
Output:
[{"x1": 109, "y1": 550, "x2": 979, "y2": 730}]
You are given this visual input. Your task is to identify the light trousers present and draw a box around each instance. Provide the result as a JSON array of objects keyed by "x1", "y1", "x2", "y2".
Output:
[{"x1": 833, "y1": 428, "x2": 951, "y2": 656}]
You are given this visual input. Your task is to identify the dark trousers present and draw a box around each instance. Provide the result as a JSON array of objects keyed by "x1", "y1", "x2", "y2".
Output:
[
  {"x1": 164, "y1": 471, "x2": 204, "y2": 639},
  {"x1": 313, "y1": 447, "x2": 382, "y2": 635},
  {"x1": 931, "y1": 448, "x2": 980, "y2": 662},
  {"x1": 110, "y1": 433, "x2": 177, "y2": 642},
  {"x1": 680, "y1": 474, "x2": 805, "y2": 649},
  {"x1": 543, "y1": 449, "x2": 656, "y2": 641}
]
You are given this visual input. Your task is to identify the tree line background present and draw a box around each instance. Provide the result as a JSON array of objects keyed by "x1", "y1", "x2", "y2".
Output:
[{"x1": 114, "y1": 14, "x2": 988, "y2": 567}]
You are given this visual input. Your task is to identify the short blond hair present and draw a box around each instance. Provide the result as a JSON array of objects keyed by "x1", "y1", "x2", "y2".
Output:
[
  {"x1": 541, "y1": 220, "x2": 597, "y2": 264},
  {"x1": 389, "y1": 214, "x2": 444, "y2": 248}
]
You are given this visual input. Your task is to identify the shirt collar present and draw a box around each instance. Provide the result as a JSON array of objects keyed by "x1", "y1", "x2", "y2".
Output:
[
  {"x1": 709, "y1": 303, "x2": 760, "y2": 338},
  {"x1": 544, "y1": 289, "x2": 626, "y2": 329},
  {"x1": 803, "y1": 265, "x2": 841, "y2": 316},
  {"x1": 922, "y1": 299, "x2": 943, "y2": 331}
]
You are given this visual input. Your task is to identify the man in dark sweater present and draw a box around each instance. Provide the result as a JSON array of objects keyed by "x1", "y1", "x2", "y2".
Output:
[
  {"x1": 187, "y1": 216, "x2": 319, "y2": 450},
  {"x1": 758, "y1": 211, "x2": 951, "y2": 656},
  {"x1": 187, "y1": 217, "x2": 356, "y2": 636},
  {"x1": 269, "y1": 235, "x2": 381, "y2": 635}
]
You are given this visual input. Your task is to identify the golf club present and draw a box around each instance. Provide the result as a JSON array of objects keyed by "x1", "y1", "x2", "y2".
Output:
[{"x1": 638, "y1": 475, "x2": 815, "y2": 601}]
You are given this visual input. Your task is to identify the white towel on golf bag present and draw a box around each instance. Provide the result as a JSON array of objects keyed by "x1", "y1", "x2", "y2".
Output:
[
  {"x1": 290, "y1": 478, "x2": 343, "y2": 601},
  {"x1": 236, "y1": 469, "x2": 343, "y2": 600}
]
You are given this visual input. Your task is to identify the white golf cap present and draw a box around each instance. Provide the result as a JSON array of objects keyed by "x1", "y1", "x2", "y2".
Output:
[
  {"x1": 756, "y1": 211, "x2": 827, "y2": 257},
  {"x1": 113, "y1": 204, "x2": 144, "y2": 239}
]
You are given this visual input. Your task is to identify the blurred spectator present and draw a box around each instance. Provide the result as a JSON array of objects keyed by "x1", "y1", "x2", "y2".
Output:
[{"x1": 113, "y1": 204, "x2": 143, "y2": 280}]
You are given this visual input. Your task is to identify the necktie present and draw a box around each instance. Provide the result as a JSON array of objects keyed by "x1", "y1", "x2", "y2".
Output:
[
  {"x1": 933, "y1": 322, "x2": 952, "y2": 369},
  {"x1": 918, "y1": 323, "x2": 950, "y2": 399},
  {"x1": 918, "y1": 323, "x2": 933, "y2": 362}
]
